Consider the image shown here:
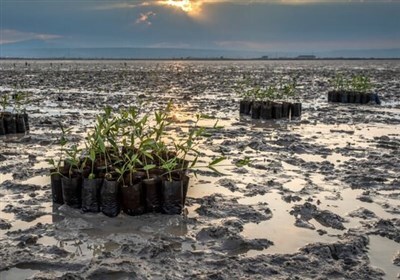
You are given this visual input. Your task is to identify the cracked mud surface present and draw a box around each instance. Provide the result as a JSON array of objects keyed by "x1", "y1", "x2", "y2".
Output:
[{"x1": 1, "y1": 60, "x2": 400, "y2": 279}]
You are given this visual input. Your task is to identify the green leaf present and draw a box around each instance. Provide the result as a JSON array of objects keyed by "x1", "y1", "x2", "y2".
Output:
[
  {"x1": 213, "y1": 120, "x2": 219, "y2": 129},
  {"x1": 136, "y1": 158, "x2": 144, "y2": 166},
  {"x1": 142, "y1": 151, "x2": 154, "y2": 160},
  {"x1": 60, "y1": 136, "x2": 68, "y2": 146},
  {"x1": 98, "y1": 137, "x2": 106, "y2": 153},
  {"x1": 209, "y1": 156, "x2": 226, "y2": 166},
  {"x1": 207, "y1": 165, "x2": 225, "y2": 176},
  {"x1": 141, "y1": 138, "x2": 156, "y2": 147},
  {"x1": 89, "y1": 149, "x2": 96, "y2": 161},
  {"x1": 189, "y1": 155, "x2": 198, "y2": 168},
  {"x1": 143, "y1": 164, "x2": 156, "y2": 171},
  {"x1": 191, "y1": 148, "x2": 201, "y2": 155},
  {"x1": 108, "y1": 138, "x2": 118, "y2": 149}
]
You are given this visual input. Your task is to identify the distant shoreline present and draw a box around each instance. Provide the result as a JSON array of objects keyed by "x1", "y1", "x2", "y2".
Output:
[{"x1": 1, "y1": 57, "x2": 400, "y2": 61}]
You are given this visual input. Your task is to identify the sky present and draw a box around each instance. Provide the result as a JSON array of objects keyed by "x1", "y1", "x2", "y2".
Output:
[{"x1": 0, "y1": 0, "x2": 399, "y2": 57}]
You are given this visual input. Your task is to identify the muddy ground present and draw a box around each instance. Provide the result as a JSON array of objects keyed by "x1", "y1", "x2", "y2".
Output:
[{"x1": 0, "y1": 60, "x2": 399, "y2": 279}]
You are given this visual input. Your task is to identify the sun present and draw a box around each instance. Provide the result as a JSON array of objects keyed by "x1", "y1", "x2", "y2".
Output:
[{"x1": 159, "y1": 0, "x2": 201, "y2": 15}]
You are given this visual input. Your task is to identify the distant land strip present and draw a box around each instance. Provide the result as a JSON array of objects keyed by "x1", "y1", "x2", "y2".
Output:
[{"x1": 1, "y1": 57, "x2": 400, "y2": 61}]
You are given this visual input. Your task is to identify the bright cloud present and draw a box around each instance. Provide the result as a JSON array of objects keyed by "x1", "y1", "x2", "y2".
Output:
[
  {"x1": 0, "y1": 29, "x2": 62, "y2": 45},
  {"x1": 95, "y1": 0, "x2": 393, "y2": 16},
  {"x1": 158, "y1": 0, "x2": 197, "y2": 13}
]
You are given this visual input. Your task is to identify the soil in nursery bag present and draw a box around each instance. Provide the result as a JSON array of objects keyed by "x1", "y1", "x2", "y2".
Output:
[
  {"x1": 81, "y1": 178, "x2": 103, "y2": 213},
  {"x1": 370, "y1": 93, "x2": 381, "y2": 105},
  {"x1": 328, "y1": 91, "x2": 380, "y2": 105},
  {"x1": 121, "y1": 174, "x2": 145, "y2": 216},
  {"x1": 162, "y1": 175, "x2": 189, "y2": 215},
  {"x1": 241, "y1": 100, "x2": 252, "y2": 115},
  {"x1": 23, "y1": 112, "x2": 29, "y2": 131},
  {"x1": 50, "y1": 170, "x2": 64, "y2": 204},
  {"x1": 260, "y1": 102, "x2": 272, "y2": 120},
  {"x1": 101, "y1": 179, "x2": 121, "y2": 217},
  {"x1": 61, "y1": 176, "x2": 82, "y2": 208},
  {"x1": 246, "y1": 102, "x2": 252, "y2": 115},
  {"x1": 16, "y1": 114, "x2": 26, "y2": 133},
  {"x1": 239, "y1": 100, "x2": 245, "y2": 114},
  {"x1": 348, "y1": 92, "x2": 355, "y2": 103},
  {"x1": 333, "y1": 91, "x2": 341, "y2": 102},
  {"x1": 4, "y1": 113, "x2": 17, "y2": 134},
  {"x1": 282, "y1": 102, "x2": 290, "y2": 118},
  {"x1": 291, "y1": 103, "x2": 302, "y2": 118},
  {"x1": 143, "y1": 176, "x2": 162, "y2": 212},
  {"x1": 251, "y1": 102, "x2": 261, "y2": 119},
  {"x1": 354, "y1": 91, "x2": 361, "y2": 103},
  {"x1": 328, "y1": 91, "x2": 338, "y2": 102},
  {"x1": 272, "y1": 103, "x2": 282, "y2": 119},
  {"x1": 340, "y1": 91, "x2": 349, "y2": 103},
  {"x1": 361, "y1": 92, "x2": 370, "y2": 104},
  {"x1": 0, "y1": 118, "x2": 5, "y2": 135}
]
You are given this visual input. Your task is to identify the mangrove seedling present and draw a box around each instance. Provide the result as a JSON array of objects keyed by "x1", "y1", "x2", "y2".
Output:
[
  {"x1": 12, "y1": 92, "x2": 25, "y2": 114},
  {"x1": 1, "y1": 94, "x2": 9, "y2": 112},
  {"x1": 47, "y1": 122, "x2": 72, "y2": 176},
  {"x1": 64, "y1": 144, "x2": 83, "y2": 178}
]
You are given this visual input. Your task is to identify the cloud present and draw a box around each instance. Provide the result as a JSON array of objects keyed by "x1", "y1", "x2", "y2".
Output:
[
  {"x1": 93, "y1": 1, "x2": 150, "y2": 10},
  {"x1": 0, "y1": 29, "x2": 62, "y2": 45},
  {"x1": 136, "y1": 11, "x2": 157, "y2": 25},
  {"x1": 97, "y1": 0, "x2": 396, "y2": 8}
]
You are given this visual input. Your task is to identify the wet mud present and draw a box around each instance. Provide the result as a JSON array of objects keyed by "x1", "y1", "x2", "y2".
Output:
[{"x1": 0, "y1": 60, "x2": 399, "y2": 279}]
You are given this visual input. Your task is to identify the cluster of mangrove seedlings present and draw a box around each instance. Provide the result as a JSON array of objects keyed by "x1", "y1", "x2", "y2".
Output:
[
  {"x1": 0, "y1": 92, "x2": 30, "y2": 135},
  {"x1": 49, "y1": 103, "x2": 224, "y2": 217},
  {"x1": 237, "y1": 80, "x2": 302, "y2": 119},
  {"x1": 328, "y1": 75, "x2": 381, "y2": 104}
]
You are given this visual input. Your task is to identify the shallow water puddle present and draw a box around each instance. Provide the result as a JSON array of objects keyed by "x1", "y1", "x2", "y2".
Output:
[
  {"x1": 38, "y1": 235, "x2": 120, "y2": 258},
  {"x1": 10, "y1": 214, "x2": 53, "y2": 233},
  {"x1": 299, "y1": 123, "x2": 397, "y2": 150},
  {"x1": 281, "y1": 161, "x2": 301, "y2": 173},
  {"x1": 368, "y1": 235, "x2": 400, "y2": 280},
  {"x1": 283, "y1": 178, "x2": 306, "y2": 192},
  {"x1": 240, "y1": 191, "x2": 339, "y2": 255},
  {"x1": 317, "y1": 188, "x2": 399, "y2": 220},
  {"x1": 0, "y1": 173, "x2": 13, "y2": 184},
  {"x1": 31, "y1": 160, "x2": 51, "y2": 170},
  {"x1": 20, "y1": 175, "x2": 49, "y2": 186},
  {"x1": 0, "y1": 267, "x2": 40, "y2": 280}
]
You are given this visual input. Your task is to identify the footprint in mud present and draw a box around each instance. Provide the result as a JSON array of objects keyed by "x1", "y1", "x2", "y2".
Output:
[
  {"x1": 194, "y1": 194, "x2": 273, "y2": 223},
  {"x1": 348, "y1": 207, "x2": 378, "y2": 220},
  {"x1": 196, "y1": 219, "x2": 273, "y2": 254},
  {"x1": 3, "y1": 204, "x2": 47, "y2": 222},
  {"x1": 290, "y1": 202, "x2": 347, "y2": 230}
]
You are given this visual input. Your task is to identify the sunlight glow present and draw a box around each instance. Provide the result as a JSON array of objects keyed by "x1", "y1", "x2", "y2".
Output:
[{"x1": 159, "y1": 0, "x2": 201, "y2": 15}]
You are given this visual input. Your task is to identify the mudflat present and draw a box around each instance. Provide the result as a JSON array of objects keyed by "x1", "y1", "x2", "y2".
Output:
[{"x1": 0, "y1": 60, "x2": 399, "y2": 279}]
